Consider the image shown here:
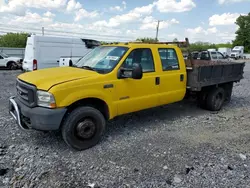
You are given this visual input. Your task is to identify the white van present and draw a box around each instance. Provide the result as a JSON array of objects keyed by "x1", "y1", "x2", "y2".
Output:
[
  {"x1": 22, "y1": 35, "x2": 100, "y2": 71},
  {"x1": 230, "y1": 46, "x2": 244, "y2": 59}
]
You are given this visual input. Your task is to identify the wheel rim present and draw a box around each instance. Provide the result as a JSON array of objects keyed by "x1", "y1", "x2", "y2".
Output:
[
  {"x1": 215, "y1": 93, "x2": 223, "y2": 109},
  {"x1": 10, "y1": 64, "x2": 16, "y2": 70},
  {"x1": 75, "y1": 118, "x2": 96, "y2": 139}
]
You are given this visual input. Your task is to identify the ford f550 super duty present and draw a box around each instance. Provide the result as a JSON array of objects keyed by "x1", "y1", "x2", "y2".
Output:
[{"x1": 9, "y1": 39, "x2": 245, "y2": 150}]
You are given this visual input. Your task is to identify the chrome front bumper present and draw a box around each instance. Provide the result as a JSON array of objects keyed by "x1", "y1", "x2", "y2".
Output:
[{"x1": 9, "y1": 97, "x2": 27, "y2": 130}]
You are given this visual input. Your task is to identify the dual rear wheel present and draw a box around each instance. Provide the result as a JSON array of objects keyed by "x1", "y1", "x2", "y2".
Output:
[{"x1": 198, "y1": 84, "x2": 233, "y2": 111}]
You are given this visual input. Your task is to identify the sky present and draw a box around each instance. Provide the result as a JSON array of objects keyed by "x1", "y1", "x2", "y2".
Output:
[{"x1": 0, "y1": 0, "x2": 249, "y2": 43}]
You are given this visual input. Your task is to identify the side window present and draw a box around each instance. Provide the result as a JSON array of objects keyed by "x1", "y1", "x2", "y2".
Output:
[
  {"x1": 158, "y1": 48, "x2": 179, "y2": 71},
  {"x1": 217, "y1": 52, "x2": 224, "y2": 59},
  {"x1": 122, "y1": 48, "x2": 155, "y2": 73},
  {"x1": 0, "y1": 55, "x2": 3, "y2": 59},
  {"x1": 192, "y1": 52, "x2": 200, "y2": 60},
  {"x1": 211, "y1": 52, "x2": 217, "y2": 59},
  {"x1": 200, "y1": 52, "x2": 210, "y2": 60}
]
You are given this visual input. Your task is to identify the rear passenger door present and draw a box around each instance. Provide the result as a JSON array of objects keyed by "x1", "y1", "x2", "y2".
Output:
[{"x1": 157, "y1": 48, "x2": 186, "y2": 105}]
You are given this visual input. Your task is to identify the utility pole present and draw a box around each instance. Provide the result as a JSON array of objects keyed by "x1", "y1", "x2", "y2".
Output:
[
  {"x1": 42, "y1": 27, "x2": 44, "y2": 36},
  {"x1": 155, "y1": 20, "x2": 161, "y2": 42}
]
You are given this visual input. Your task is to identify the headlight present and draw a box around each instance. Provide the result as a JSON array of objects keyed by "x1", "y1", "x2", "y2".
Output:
[{"x1": 37, "y1": 90, "x2": 56, "y2": 108}]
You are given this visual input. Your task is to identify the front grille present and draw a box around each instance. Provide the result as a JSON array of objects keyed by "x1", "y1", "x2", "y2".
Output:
[
  {"x1": 16, "y1": 79, "x2": 37, "y2": 107},
  {"x1": 231, "y1": 54, "x2": 235, "y2": 57}
]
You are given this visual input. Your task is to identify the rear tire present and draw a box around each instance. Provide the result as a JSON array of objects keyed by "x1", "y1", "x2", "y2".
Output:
[
  {"x1": 7, "y1": 62, "x2": 16, "y2": 70},
  {"x1": 61, "y1": 106, "x2": 106, "y2": 151},
  {"x1": 206, "y1": 87, "x2": 225, "y2": 111}
]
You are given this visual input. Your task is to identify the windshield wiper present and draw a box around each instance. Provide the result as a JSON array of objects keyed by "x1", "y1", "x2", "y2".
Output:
[{"x1": 81, "y1": 66, "x2": 96, "y2": 71}]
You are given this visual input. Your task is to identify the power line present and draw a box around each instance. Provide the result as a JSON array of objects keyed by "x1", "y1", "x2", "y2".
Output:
[
  {"x1": 0, "y1": 28, "x2": 135, "y2": 42},
  {"x1": 0, "y1": 25, "x2": 135, "y2": 40},
  {"x1": 0, "y1": 24, "x2": 133, "y2": 39}
]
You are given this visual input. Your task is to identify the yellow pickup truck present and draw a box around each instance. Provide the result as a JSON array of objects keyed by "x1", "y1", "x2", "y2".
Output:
[{"x1": 9, "y1": 40, "x2": 245, "y2": 150}]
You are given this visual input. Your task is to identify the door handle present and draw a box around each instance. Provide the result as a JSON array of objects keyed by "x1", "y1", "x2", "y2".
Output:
[
  {"x1": 155, "y1": 77, "x2": 160, "y2": 85},
  {"x1": 180, "y1": 74, "x2": 184, "y2": 82}
]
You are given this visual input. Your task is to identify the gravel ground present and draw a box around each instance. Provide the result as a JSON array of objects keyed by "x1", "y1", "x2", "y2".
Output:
[{"x1": 0, "y1": 62, "x2": 250, "y2": 188}]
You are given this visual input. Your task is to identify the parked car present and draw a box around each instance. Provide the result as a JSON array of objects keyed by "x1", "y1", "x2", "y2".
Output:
[
  {"x1": 22, "y1": 35, "x2": 100, "y2": 71},
  {"x1": 191, "y1": 50, "x2": 228, "y2": 61},
  {"x1": 0, "y1": 52, "x2": 23, "y2": 70},
  {"x1": 9, "y1": 39, "x2": 245, "y2": 150}
]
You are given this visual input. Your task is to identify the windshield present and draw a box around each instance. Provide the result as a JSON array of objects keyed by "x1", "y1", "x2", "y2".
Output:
[
  {"x1": 0, "y1": 52, "x2": 8, "y2": 58},
  {"x1": 75, "y1": 46, "x2": 128, "y2": 73},
  {"x1": 232, "y1": 50, "x2": 240, "y2": 53}
]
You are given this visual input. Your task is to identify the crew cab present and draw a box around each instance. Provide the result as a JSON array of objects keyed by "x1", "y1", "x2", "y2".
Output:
[
  {"x1": 9, "y1": 39, "x2": 245, "y2": 150},
  {"x1": 0, "y1": 52, "x2": 23, "y2": 70}
]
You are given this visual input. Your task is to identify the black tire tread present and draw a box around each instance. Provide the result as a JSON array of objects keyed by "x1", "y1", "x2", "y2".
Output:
[
  {"x1": 206, "y1": 87, "x2": 225, "y2": 111},
  {"x1": 61, "y1": 106, "x2": 106, "y2": 151}
]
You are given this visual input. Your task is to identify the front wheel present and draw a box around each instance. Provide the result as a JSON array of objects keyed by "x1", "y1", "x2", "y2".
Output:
[{"x1": 61, "y1": 106, "x2": 106, "y2": 150}]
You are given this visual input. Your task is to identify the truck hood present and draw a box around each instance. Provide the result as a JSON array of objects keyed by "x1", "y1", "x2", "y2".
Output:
[{"x1": 18, "y1": 67, "x2": 99, "y2": 90}]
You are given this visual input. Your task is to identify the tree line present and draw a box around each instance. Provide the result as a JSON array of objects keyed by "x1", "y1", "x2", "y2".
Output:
[
  {"x1": 0, "y1": 33, "x2": 28, "y2": 48},
  {"x1": 0, "y1": 12, "x2": 249, "y2": 52}
]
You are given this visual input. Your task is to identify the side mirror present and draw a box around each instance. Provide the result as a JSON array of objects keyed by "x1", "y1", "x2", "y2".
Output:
[{"x1": 118, "y1": 63, "x2": 143, "y2": 80}]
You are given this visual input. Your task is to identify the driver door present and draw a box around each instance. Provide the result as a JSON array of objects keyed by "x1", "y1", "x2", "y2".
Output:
[{"x1": 115, "y1": 48, "x2": 160, "y2": 116}]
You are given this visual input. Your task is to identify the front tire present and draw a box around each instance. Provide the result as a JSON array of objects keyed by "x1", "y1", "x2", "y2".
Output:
[
  {"x1": 61, "y1": 106, "x2": 106, "y2": 150},
  {"x1": 206, "y1": 87, "x2": 225, "y2": 111}
]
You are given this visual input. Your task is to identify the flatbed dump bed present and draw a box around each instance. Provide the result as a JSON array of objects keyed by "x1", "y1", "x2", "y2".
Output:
[{"x1": 185, "y1": 59, "x2": 245, "y2": 91}]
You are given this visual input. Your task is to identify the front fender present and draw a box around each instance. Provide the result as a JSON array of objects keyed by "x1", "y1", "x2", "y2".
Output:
[{"x1": 54, "y1": 89, "x2": 116, "y2": 119}]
